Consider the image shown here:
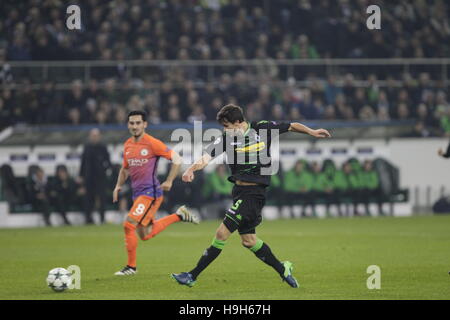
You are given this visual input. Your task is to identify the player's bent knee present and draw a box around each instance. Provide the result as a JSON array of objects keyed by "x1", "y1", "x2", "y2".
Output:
[
  {"x1": 140, "y1": 225, "x2": 153, "y2": 241},
  {"x1": 241, "y1": 239, "x2": 256, "y2": 248},
  {"x1": 215, "y1": 230, "x2": 227, "y2": 241},
  {"x1": 124, "y1": 220, "x2": 136, "y2": 229},
  {"x1": 125, "y1": 216, "x2": 137, "y2": 225},
  {"x1": 215, "y1": 224, "x2": 231, "y2": 241},
  {"x1": 136, "y1": 227, "x2": 146, "y2": 240}
]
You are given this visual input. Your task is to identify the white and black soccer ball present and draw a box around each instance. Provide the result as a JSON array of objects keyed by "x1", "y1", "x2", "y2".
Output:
[{"x1": 46, "y1": 268, "x2": 72, "y2": 292}]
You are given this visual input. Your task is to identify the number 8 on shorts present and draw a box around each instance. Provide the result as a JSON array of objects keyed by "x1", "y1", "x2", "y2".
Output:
[
  {"x1": 132, "y1": 203, "x2": 146, "y2": 216},
  {"x1": 127, "y1": 195, "x2": 163, "y2": 226}
]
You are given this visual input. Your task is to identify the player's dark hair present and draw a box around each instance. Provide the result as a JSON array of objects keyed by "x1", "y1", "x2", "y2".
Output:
[
  {"x1": 127, "y1": 110, "x2": 147, "y2": 122},
  {"x1": 216, "y1": 104, "x2": 245, "y2": 125}
]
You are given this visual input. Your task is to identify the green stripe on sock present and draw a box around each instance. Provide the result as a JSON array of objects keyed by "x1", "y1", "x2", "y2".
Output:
[
  {"x1": 211, "y1": 237, "x2": 226, "y2": 250},
  {"x1": 250, "y1": 239, "x2": 264, "y2": 253}
]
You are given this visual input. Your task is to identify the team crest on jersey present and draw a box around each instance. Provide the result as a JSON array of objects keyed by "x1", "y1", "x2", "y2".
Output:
[{"x1": 141, "y1": 149, "x2": 149, "y2": 156}]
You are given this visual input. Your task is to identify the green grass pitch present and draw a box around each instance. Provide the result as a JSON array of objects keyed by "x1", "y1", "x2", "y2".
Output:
[{"x1": 0, "y1": 215, "x2": 449, "y2": 300}]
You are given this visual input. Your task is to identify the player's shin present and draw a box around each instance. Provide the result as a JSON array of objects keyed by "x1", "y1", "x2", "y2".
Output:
[
  {"x1": 124, "y1": 221, "x2": 138, "y2": 268},
  {"x1": 143, "y1": 214, "x2": 181, "y2": 240},
  {"x1": 248, "y1": 239, "x2": 285, "y2": 275},
  {"x1": 189, "y1": 237, "x2": 226, "y2": 280}
]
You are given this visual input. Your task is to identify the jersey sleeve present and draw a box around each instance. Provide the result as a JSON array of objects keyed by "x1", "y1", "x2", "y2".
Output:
[
  {"x1": 203, "y1": 134, "x2": 225, "y2": 159},
  {"x1": 257, "y1": 120, "x2": 291, "y2": 134},
  {"x1": 150, "y1": 137, "x2": 172, "y2": 160},
  {"x1": 266, "y1": 120, "x2": 291, "y2": 134}
]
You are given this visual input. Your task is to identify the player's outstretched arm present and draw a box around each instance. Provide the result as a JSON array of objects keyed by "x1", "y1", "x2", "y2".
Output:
[
  {"x1": 161, "y1": 150, "x2": 182, "y2": 191},
  {"x1": 113, "y1": 166, "x2": 129, "y2": 203},
  {"x1": 182, "y1": 153, "x2": 212, "y2": 183},
  {"x1": 288, "y1": 122, "x2": 331, "y2": 138}
]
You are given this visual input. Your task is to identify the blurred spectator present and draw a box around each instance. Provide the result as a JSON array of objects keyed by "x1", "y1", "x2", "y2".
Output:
[
  {"x1": 291, "y1": 34, "x2": 319, "y2": 59},
  {"x1": 343, "y1": 161, "x2": 363, "y2": 216},
  {"x1": 331, "y1": 163, "x2": 350, "y2": 216},
  {"x1": 351, "y1": 88, "x2": 367, "y2": 117},
  {"x1": 7, "y1": 36, "x2": 31, "y2": 61},
  {"x1": 65, "y1": 80, "x2": 86, "y2": 123},
  {"x1": 0, "y1": 48, "x2": 13, "y2": 85},
  {"x1": 311, "y1": 161, "x2": 333, "y2": 216},
  {"x1": 48, "y1": 165, "x2": 80, "y2": 226},
  {"x1": 0, "y1": 164, "x2": 22, "y2": 209},
  {"x1": 360, "y1": 160, "x2": 384, "y2": 216},
  {"x1": 187, "y1": 106, "x2": 206, "y2": 123},
  {"x1": 79, "y1": 128, "x2": 112, "y2": 224},
  {"x1": 283, "y1": 160, "x2": 315, "y2": 218},
  {"x1": 359, "y1": 105, "x2": 377, "y2": 122},
  {"x1": 26, "y1": 166, "x2": 51, "y2": 226},
  {"x1": 207, "y1": 164, "x2": 233, "y2": 201},
  {"x1": 411, "y1": 121, "x2": 431, "y2": 138},
  {"x1": 267, "y1": 160, "x2": 284, "y2": 215},
  {"x1": 411, "y1": 103, "x2": 440, "y2": 137},
  {"x1": 324, "y1": 75, "x2": 342, "y2": 105},
  {"x1": 438, "y1": 107, "x2": 450, "y2": 137},
  {"x1": 109, "y1": 164, "x2": 131, "y2": 218},
  {"x1": 396, "y1": 103, "x2": 411, "y2": 120},
  {"x1": 194, "y1": 164, "x2": 231, "y2": 219},
  {"x1": 0, "y1": 96, "x2": 11, "y2": 129}
]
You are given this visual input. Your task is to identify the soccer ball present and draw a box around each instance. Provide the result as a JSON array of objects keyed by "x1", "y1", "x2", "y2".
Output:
[{"x1": 46, "y1": 268, "x2": 72, "y2": 292}]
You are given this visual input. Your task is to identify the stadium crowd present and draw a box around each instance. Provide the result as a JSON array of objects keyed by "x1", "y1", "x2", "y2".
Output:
[
  {"x1": 0, "y1": 0, "x2": 449, "y2": 135},
  {"x1": 1, "y1": 0, "x2": 449, "y2": 61},
  {"x1": 1, "y1": 72, "x2": 449, "y2": 136}
]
